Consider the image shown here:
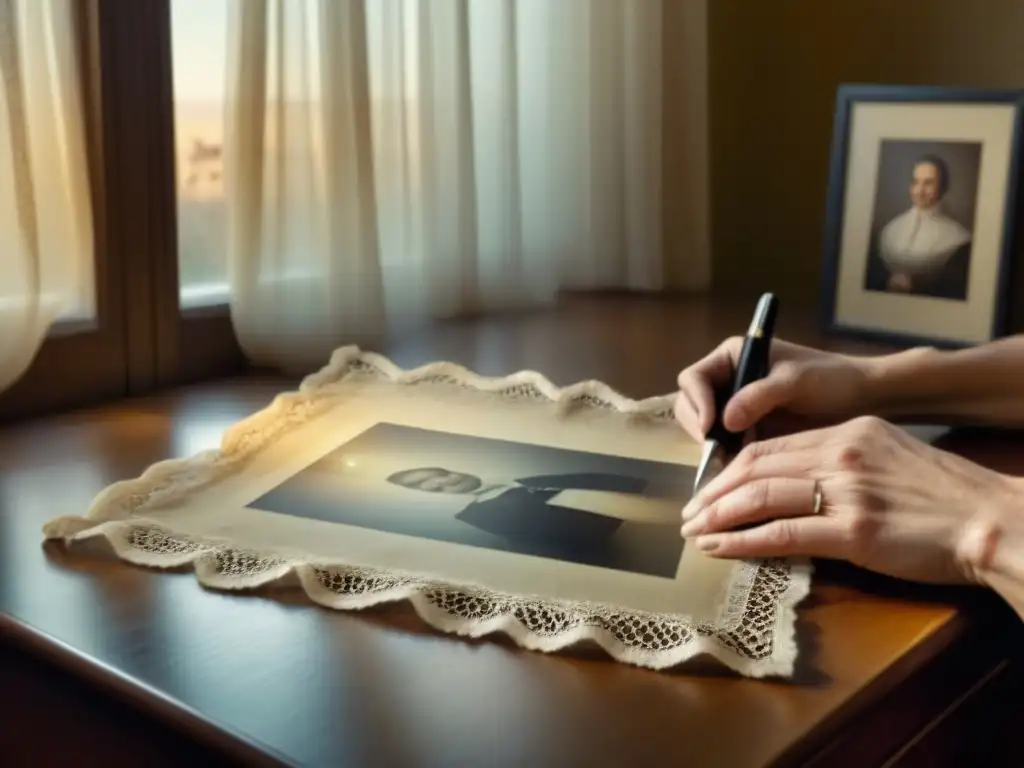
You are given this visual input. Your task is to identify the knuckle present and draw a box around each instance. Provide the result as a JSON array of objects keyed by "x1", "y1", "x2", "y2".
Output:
[
  {"x1": 729, "y1": 445, "x2": 759, "y2": 480},
  {"x1": 832, "y1": 441, "x2": 866, "y2": 471},
  {"x1": 731, "y1": 435, "x2": 796, "y2": 476},
  {"x1": 740, "y1": 479, "x2": 772, "y2": 511},
  {"x1": 770, "y1": 360, "x2": 802, "y2": 386},
  {"x1": 832, "y1": 416, "x2": 890, "y2": 470},
  {"x1": 848, "y1": 414, "x2": 887, "y2": 438},
  {"x1": 737, "y1": 439, "x2": 767, "y2": 465},
  {"x1": 702, "y1": 501, "x2": 723, "y2": 529},
  {"x1": 765, "y1": 519, "x2": 795, "y2": 549}
]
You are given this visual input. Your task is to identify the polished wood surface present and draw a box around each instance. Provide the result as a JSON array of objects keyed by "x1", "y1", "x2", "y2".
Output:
[{"x1": 2, "y1": 295, "x2": 1021, "y2": 767}]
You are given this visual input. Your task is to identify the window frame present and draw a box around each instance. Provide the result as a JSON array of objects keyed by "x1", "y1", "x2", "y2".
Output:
[
  {"x1": 0, "y1": 0, "x2": 244, "y2": 424},
  {"x1": 0, "y1": 0, "x2": 126, "y2": 423}
]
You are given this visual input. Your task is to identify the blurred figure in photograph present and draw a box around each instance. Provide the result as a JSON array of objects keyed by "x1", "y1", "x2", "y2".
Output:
[{"x1": 386, "y1": 466, "x2": 678, "y2": 559}]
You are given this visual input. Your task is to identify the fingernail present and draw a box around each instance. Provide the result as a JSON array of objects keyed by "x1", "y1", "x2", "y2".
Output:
[
  {"x1": 680, "y1": 516, "x2": 704, "y2": 538},
  {"x1": 695, "y1": 535, "x2": 720, "y2": 552}
]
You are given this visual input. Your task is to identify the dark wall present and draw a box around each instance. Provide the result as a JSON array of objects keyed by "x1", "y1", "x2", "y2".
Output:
[{"x1": 709, "y1": 0, "x2": 1024, "y2": 306}]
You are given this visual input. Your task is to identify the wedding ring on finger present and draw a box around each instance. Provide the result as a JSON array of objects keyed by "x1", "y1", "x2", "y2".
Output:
[{"x1": 811, "y1": 479, "x2": 824, "y2": 515}]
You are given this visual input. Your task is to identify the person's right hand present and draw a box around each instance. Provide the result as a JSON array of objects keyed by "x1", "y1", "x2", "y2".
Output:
[{"x1": 674, "y1": 338, "x2": 880, "y2": 443}]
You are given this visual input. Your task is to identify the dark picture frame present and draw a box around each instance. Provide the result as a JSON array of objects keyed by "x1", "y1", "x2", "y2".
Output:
[{"x1": 819, "y1": 84, "x2": 1024, "y2": 348}]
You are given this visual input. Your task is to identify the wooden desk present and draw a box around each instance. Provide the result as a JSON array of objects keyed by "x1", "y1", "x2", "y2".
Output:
[{"x1": 2, "y1": 295, "x2": 1021, "y2": 767}]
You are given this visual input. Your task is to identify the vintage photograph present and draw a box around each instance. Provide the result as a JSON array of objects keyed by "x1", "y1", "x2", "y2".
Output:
[
  {"x1": 863, "y1": 140, "x2": 981, "y2": 301},
  {"x1": 248, "y1": 421, "x2": 694, "y2": 579},
  {"x1": 821, "y1": 85, "x2": 1024, "y2": 347}
]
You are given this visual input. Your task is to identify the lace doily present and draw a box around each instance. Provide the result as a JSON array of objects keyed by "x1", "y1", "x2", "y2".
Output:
[{"x1": 42, "y1": 346, "x2": 812, "y2": 678}]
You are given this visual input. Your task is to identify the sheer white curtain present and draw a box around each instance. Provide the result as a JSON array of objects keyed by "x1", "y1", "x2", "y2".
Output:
[
  {"x1": 0, "y1": 0, "x2": 94, "y2": 393},
  {"x1": 225, "y1": 0, "x2": 700, "y2": 371}
]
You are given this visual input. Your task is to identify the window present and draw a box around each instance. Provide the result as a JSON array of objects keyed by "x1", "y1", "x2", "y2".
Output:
[
  {"x1": 172, "y1": 0, "x2": 230, "y2": 310},
  {"x1": 0, "y1": 0, "x2": 244, "y2": 424}
]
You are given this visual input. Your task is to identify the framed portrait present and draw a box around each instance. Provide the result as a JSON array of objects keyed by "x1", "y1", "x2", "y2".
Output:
[{"x1": 819, "y1": 84, "x2": 1024, "y2": 347}]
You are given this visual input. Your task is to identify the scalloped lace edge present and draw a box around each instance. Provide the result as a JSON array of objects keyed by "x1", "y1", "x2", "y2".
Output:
[{"x1": 42, "y1": 345, "x2": 814, "y2": 678}]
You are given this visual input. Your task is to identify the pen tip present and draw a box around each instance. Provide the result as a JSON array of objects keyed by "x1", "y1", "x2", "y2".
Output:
[{"x1": 693, "y1": 440, "x2": 720, "y2": 493}]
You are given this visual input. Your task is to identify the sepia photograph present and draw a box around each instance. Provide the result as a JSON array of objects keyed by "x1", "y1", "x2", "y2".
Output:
[
  {"x1": 82, "y1": 360, "x2": 731, "y2": 624},
  {"x1": 820, "y1": 84, "x2": 1024, "y2": 347},
  {"x1": 248, "y1": 421, "x2": 693, "y2": 579}
]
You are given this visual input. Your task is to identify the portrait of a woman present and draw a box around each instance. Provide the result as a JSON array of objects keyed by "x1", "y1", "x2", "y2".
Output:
[{"x1": 863, "y1": 142, "x2": 981, "y2": 301}]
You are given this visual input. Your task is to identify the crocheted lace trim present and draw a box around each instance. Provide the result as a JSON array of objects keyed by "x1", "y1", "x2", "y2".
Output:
[{"x1": 42, "y1": 346, "x2": 812, "y2": 678}]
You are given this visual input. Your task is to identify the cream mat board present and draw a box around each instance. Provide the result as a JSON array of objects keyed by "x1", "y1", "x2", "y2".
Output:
[{"x1": 42, "y1": 347, "x2": 812, "y2": 677}]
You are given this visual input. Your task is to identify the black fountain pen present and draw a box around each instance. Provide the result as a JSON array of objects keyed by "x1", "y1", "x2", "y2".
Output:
[{"x1": 692, "y1": 292, "x2": 780, "y2": 494}]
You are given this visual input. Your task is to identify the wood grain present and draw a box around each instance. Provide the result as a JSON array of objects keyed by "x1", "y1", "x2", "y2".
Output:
[{"x1": 1, "y1": 295, "x2": 1020, "y2": 767}]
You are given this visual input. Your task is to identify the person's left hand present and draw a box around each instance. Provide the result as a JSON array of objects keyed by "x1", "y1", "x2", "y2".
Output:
[{"x1": 680, "y1": 416, "x2": 1024, "y2": 586}]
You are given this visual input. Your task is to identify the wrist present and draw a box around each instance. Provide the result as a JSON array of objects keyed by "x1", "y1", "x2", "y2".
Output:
[
  {"x1": 857, "y1": 345, "x2": 944, "y2": 418},
  {"x1": 956, "y1": 474, "x2": 1024, "y2": 586}
]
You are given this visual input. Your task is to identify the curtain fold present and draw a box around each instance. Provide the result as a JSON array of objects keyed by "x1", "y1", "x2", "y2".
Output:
[
  {"x1": 224, "y1": 0, "x2": 701, "y2": 371},
  {"x1": 0, "y1": 0, "x2": 94, "y2": 393}
]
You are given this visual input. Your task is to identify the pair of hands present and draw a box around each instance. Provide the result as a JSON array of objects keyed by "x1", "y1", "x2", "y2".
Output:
[{"x1": 674, "y1": 338, "x2": 1022, "y2": 586}]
